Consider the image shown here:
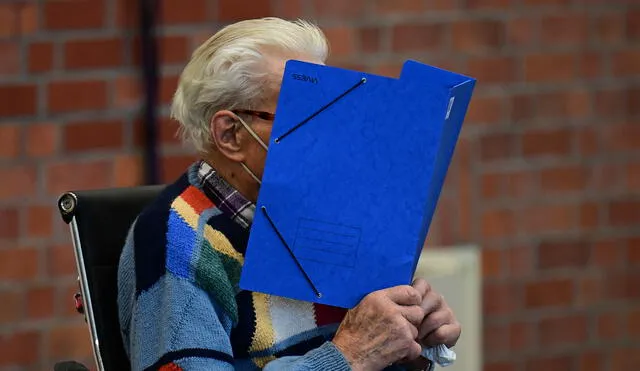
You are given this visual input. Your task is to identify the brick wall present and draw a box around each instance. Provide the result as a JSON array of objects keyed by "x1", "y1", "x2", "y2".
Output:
[{"x1": 0, "y1": 0, "x2": 638, "y2": 370}]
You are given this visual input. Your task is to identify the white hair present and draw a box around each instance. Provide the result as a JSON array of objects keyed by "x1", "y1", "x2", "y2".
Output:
[{"x1": 170, "y1": 17, "x2": 329, "y2": 153}]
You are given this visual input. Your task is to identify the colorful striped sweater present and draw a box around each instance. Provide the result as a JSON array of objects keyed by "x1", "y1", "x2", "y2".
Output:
[{"x1": 117, "y1": 165, "x2": 355, "y2": 370}]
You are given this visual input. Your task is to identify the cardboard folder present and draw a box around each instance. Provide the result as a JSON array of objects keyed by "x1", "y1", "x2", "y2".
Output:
[{"x1": 239, "y1": 60, "x2": 475, "y2": 308}]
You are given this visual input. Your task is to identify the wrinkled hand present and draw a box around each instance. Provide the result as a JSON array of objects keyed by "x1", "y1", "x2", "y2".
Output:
[
  {"x1": 332, "y1": 285, "x2": 425, "y2": 371},
  {"x1": 412, "y1": 278, "x2": 461, "y2": 348}
]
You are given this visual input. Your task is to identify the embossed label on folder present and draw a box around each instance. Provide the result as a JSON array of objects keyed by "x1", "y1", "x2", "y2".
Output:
[{"x1": 293, "y1": 218, "x2": 361, "y2": 268}]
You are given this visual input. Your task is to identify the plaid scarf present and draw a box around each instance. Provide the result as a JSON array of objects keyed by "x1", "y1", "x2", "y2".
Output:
[{"x1": 196, "y1": 160, "x2": 255, "y2": 229}]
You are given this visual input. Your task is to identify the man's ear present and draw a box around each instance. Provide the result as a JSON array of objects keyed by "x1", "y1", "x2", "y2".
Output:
[{"x1": 210, "y1": 110, "x2": 245, "y2": 162}]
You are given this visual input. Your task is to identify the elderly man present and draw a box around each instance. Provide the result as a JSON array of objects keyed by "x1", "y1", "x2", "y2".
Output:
[{"x1": 118, "y1": 17, "x2": 460, "y2": 371}]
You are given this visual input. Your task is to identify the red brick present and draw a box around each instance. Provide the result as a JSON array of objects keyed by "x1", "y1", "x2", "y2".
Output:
[
  {"x1": 523, "y1": 0, "x2": 570, "y2": 5},
  {"x1": 611, "y1": 347, "x2": 640, "y2": 371},
  {"x1": 391, "y1": 23, "x2": 445, "y2": 52},
  {"x1": 538, "y1": 239, "x2": 590, "y2": 270},
  {"x1": 374, "y1": 0, "x2": 426, "y2": 13},
  {"x1": 0, "y1": 290, "x2": 22, "y2": 325},
  {"x1": 28, "y1": 42, "x2": 54, "y2": 73},
  {"x1": 483, "y1": 322, "x2": 509, "y2": 354},
  {"x1": 115, "y1": 0, "x2": 139, "y2": 27},
  {"x1": 510, "y1": 321, "x2": 535, "y2": 351},
  {"x1": 134, "y1": 117, "x2": 182, "y2": 146},
  {"x1": 539, "y1": 314, "x2": 588, "y2": 346},
  {"x1": 0, "y1": 208, "x2": 19, "y2": 239},
  {"x1": 578, "y1": 128, "x2": 598, "y2": 156},
  {"x1": 313, "y1": 0, "x2": 367, "y2": 17},
  {"x1": 484, "y1": 362, "x2": 516, "y2": 371},
  {"x1": 47, "y1": 244, "x2": 77, "y2": 278},
  {"x1": 372, "y1": 63, "x2": 403, "y2": 77},
  {"x1": 26, "y1": 286, "x2": 55, "y2": 319},
  {"x1": 507, "y1": 17, "x2": 534, "y2": 46},
  {"x1": 483, "y1": 281, "x2": 521, "y2": 315},
  {"x1": 540, "y1": 13, "x2": 588, "y2": 45},
  {"x1": 594, "y1": 12, "x2": 626, "y2": 43},
  {"x1": 132, "y1": 35, "x2": 191, "y2": 66},
  {"x1": 509, "y1": 244, "x2": 535, "y2": 278},
  {"x1": 218, "y1": 0, "x2": 271, "y2": 21},
  {"x1": 18, "y1": 3, "x2": 37, "y2": 35},
  {"x1": 597, "y1": 311, "x2": 623, "y2": 340},
  {"x1": 591, "y1": 239, "x2": 622, "y2": 268},
  {"x1": 0, "y1": 165, "x2": 37, "y2": 201},
  {"x1": 46, "y1": 160, "x2": 113, "y2": 195},
  {"x1": 0, "y1": 84, "x2": 37, "y2": 116},
  {"x1": 524, "y1": 53, "x2": 576, "y2": 82},
  {"x1": 114, "y1": 155, "x2": 143, "y2": 187},
  {"x1": 536, "y1": 90, "x2": 591, "y2": 119},
  {"x1": 467, "y1": 95, "x2": 503, "y2": 124},
  {"x1": 579, "y1": 202, "x2": 599, "y2": 230},
  {"x1": 0, "y1": 42, "x2": 19, "y2": 76},
  {"x1": 577, "y1": 275, "x2": 604, "y2": 307},
  {"x1": 44, "y1": 0, "x2": 105, "y2": 30},
  {"x1": 0, "y1": 124, "x2": 21, "y2": 158},
  {"x1": 522, "y1": 129, "x2": 572, "y2": 157},
  {"x1": 0, "y1": 330, "x2": 39, "y2": 366},
  {"x1": 629, "y1": 308, "x2": 640, "y2": 337},
  {"x1": 160, "y1": 75, "x2": 180, "y2": 104},
  {"x1": 359, "y1": 27, "x2": 381, "y2": 54},
  {"x1": 522, "y1": 203, "x2": 575, "y2": 234},
  {"x1": 47, "y1": 80, "x2": 108, "y2": 113},
  {"x1": 578, "y1": 350, "x2": 606, "y2": 371},
  {"x1": 160, "y1": 0, "x2": 208, "y2": 24},
  {"x1": 481, "y1": 172, "x2": 502, "y2": 200},
  {"x1": 47, "y1": 323, "x2": 93, "y2": 359},
  {"x1": 627, "y1": 237, "x2": 640, "y2": 265},
  {"x1": 0, "y1": 248, "x2": 38, "y2": 280},
  {"x1": 608, "y1": 199, "x2": 640, "y2": 227},
  {"x1": 113, "y1": 75, "x2": 141, "y2": 108},
  {"x1": 629, "y1": 88, "x2": 640, "y2": 116},
  {"x1": 161, "y1": 155, "x2": 198, "y2": 183},
  {"x1": 525, "y1": 355, "x2": 574, "y2": 371},
  {"x1": 627, "y1": 162, "x2": 640, "y2": 189},
  {"x1": 58, "y1": 282, "x2": 84, "y2": 319},
  {"x1": 525, "y1": 278, "x2": 574, "y2": 308},
  {"x1": 64, "y1": 38, "x2": 124, "y2": 70},
  {"x1": 452, "y1": 20, "x2": 505, "y2": 52},
  {"x1": 592, "y1": 163, "x2": 624, "y2": 192},
  {"x1": 481, "y1": 208, "x2": 516, "y2": 239},
  {"x1": 63, "y1": 120, "x2": 124, "y2": 153},
  {"x1": 612, "y1": 49, "x2": 640, "y2": 76},
  {"x1": 0, "y1": 4, "x2": 18, "y2": 38},
  {"x1": 467, "y1": 0, "x2": 512, "y2": 8},
  {"x1": 26, "y1": 205, "x2": 53, "y2": 238},
  {"x1": 606, "y1": 271, "x2": 640, "y2": 300},
  {"x1": 466, "y1": 56, "x2": 516, "y2": 83},
  {"x1": 26, "y1": 123, "x2": 58, "y2": 157},
  {"x1": 510, "y1": 93, "x2": 535, "y2": 121},
  {"x1": 482, "y1": 248, "x2": 503, "y2": 278},
  {"x1": 595, "y1": 88, "x2": 626, "y2": 118},
  {"x1": 479, "y1": 132, "x2": 516, "y2": 161},
  {"x1": 323, "y1": 27, "x2": 355, "y2": 57},
  {"x1": 277, "y1": 0, "x2": 304, "y2": 18},
  {"x1": 626, "y1": 10, "x2": 640, "y2": 40},
  {"x1": 539, "y1": 165, "x2": 589, "y2": 193},
  {"x1": 603, "y1": 123, "x2": 640, "y2": 152},
  {"x1": 579, "y1": 52, "x2": 603, "y2": 79}
]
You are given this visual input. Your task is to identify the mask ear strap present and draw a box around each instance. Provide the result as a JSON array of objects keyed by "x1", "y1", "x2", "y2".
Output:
[
  {"x1": 240, "y1": 162, "x2": 262, "y2": 185},
  {"x1": 233, "y1": 113, "x2": 269, "y2": 151}
]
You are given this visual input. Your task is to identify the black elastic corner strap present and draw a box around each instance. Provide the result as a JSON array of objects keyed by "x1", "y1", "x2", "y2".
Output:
[
  {"x1": 139, "y1": 0, "x2": 160, "y2": 185},
  {"x1": 144, "y1": 348, "x2": 234, "y2": 370}
]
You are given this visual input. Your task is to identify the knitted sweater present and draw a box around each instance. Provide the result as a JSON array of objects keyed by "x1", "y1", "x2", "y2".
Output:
[{"x1": 117, "y1": 165, "x2": 353, "y2": 370}]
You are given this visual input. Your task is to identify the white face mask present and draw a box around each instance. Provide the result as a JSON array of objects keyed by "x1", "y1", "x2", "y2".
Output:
[{"x1": 234, "y1": 114, "x2": 268, "y2": 185}]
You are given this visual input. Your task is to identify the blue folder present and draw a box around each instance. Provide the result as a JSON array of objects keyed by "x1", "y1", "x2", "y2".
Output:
[{"x1": 239, "y1": 60, "x2": 475, "y2": 308}]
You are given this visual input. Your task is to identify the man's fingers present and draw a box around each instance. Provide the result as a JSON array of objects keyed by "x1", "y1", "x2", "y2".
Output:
[
  {"x1": 384, "y1": 285, "x2": 422, "y2": 306},
  {"x1": 419, "y1": 291, "x2": 444, "y2": 315},
  {"x1": 399, "y1": 305, "x2": 425, "y2": 328},
  {"x1": 418, "y1": 309, "x2": 449, "y2": 339},
  {"x1": 411, "y1": 278, "x2": 431, "y2": 298},
  {"x1": 421, "y1": 323, "x2": 461, "y2": 348}
]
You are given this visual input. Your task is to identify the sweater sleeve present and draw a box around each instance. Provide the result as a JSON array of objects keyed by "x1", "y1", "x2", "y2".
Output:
[{"x1": 262, "y1": 342, "x2": 351, "y2": 371}]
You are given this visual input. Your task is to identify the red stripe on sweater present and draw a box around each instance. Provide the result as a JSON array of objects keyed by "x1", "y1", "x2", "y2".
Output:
[{"x1": 180, "y1": 185, "x2": 215, "y2": 214}]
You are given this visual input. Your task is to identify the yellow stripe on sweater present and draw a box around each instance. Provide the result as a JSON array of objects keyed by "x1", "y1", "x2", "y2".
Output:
[
  {"x1": 249, "y1": 292, "x2": 276, "y2": 367},
  {"x1": 172, "y1": 196, "x2": 244, "y2": 263}
]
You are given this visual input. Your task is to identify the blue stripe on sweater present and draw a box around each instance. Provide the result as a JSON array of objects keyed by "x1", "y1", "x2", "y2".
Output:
[{"x1": 166, "y1": 209, "x2": 197, "y2": 280}]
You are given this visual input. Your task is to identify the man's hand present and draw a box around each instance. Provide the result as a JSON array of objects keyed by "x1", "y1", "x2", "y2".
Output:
[
  {"x1": 332, "y1": 285, "x2": 425, "y2": 371},
  {"x1": 412, "y1": 278, "x2": 461, "y2": 348}
]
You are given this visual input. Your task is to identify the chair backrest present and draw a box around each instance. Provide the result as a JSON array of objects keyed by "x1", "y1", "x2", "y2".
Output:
[{"x1": 58, "y1": 185, "x2": 165, "y2": 371}]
